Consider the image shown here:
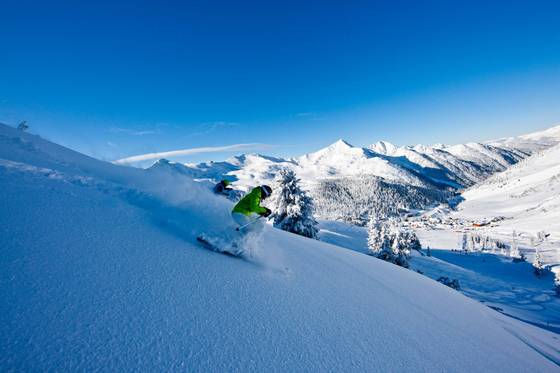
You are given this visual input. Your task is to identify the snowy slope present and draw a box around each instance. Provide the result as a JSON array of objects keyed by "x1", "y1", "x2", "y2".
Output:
[
  {"x1": 489, "y1": 124, "x2": 560, "y2": 153},
  {"x1": 2, "y1": 123, "x2": 559, "y2": 371},
  {"x1": 319, "y1": 221, "x2": 560, "y2": 335},
  {"x1": 452, "y1": 143, "x2": 560, "y2": 269}
]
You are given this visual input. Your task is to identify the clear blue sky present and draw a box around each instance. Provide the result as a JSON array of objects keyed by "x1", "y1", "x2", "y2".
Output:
[{"x1": 1, "y1": 0, "x2": 559, "y2": 164}]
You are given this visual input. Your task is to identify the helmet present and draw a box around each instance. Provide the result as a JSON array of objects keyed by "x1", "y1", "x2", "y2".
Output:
[{"x1": 260, "y1": 185, "x2": 272, "y2": 198}]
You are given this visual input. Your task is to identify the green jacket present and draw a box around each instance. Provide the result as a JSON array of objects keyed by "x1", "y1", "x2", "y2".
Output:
[{"x1": 232, "y1": 187, "x2": 268, "y2": 216}]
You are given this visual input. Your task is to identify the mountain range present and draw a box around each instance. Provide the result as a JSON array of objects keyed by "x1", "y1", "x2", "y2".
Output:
[{"x1": 150, "y1": 124, "x2": 560, "y2": 223}]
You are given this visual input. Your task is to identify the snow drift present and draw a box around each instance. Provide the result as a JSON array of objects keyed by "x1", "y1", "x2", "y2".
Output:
[{"x1": 1, "y1": 123, "x2": 558, "y2": 371}]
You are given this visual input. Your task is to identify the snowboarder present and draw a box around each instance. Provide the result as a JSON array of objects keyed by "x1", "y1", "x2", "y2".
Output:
[{"x1": 231, "y1": 185, "x2": 272, "y2": 231}]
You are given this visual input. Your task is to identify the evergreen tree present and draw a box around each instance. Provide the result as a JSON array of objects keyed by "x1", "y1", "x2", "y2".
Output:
[
  {"x1": 460, "y1": 233, "x2": 468, "y2": 254},
  {"x1": 366, "y1": 215, "x2": 392, "y2": 259},
  {"x1": 489, "y1": 238, "x2": 497, "y2": 254},
  {"x1": 533, "y1": 248, "x2": 545, "y2": 277},
  {"x1": 269, "y1": 169, "x2": 318, "y2": 239},
  {"x1": 554, "y1": 272, "x2": 560, "y2": 297},
  {"x1": 499, "y1": 240, "x2": 507, "y2": 256},
  {"x1": 391, "y1": 225, "x2": 420, "y2": 267},
  {"x1": 312, "y1": 175, "x2": 450, "y2": 225},
  {"x1": 469, "y1": 235, "x2": 476, "y2": 253},
  {"x1": 367, "y1": 216, "x2": 418, "y2": 268},
  {"x1": 510, "y1": 230, "x2": 520, "y2": 259}
]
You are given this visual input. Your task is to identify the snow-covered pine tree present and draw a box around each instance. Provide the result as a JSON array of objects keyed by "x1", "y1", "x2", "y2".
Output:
[
  {"x1": 312, "y1": 175, "x2": 450, "y2": 225},
  {"x1": 510, "y1": 230, "x2": 520, "y2": 259},
  {"x1": 269, "y1": 169, "x2": 318, "y2": 239},
  {"x1": 366, "y1": 216, "x2": 417, "y2": 268},
  {"x1": 554, "y1": 271, "x2": 560, "y2": 297},
  {"x1": 366, "y1": 215, "x2": 392, "y2": 258},
  {"x1": 469, "y1": 235, "x2": 476, "y2": 253},
  {"x1": 391, "y1": 224, "x2": 420, "y2": 268},
  {"x1": 460, "y1": 233, "x2": 468, "y2": 254},
  {"x1": 489, "y1": 238, "x2": 496, "y2": 254},
  {"x1": 533, "y1": 247, "x2": 545, "y2": 278},
  {"x1": 500, "y1": 240, "x2": 507, "y2": 256}
]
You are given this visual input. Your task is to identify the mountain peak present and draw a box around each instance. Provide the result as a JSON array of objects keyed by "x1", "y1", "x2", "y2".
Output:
[
  {"x1": 369, "y1": 140, "x2": 398, "y2": 155},
  {"x1": 329, "y1": 139, "x2": 354, "y2": 149}
]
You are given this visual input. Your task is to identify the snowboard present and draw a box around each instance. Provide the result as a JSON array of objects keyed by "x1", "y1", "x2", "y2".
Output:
[{"x1": 196, "y1": 235, "x2": 243, "y2": 258}]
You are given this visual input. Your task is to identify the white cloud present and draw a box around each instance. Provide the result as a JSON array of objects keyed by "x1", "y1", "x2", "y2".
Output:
[{"x1": 113, "y1": 143, "x2": 272, "y2": 164}]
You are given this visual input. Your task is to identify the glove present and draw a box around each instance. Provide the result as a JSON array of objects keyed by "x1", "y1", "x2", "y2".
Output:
[{"x1": 260, "y1": 207, "x2": 272, "y2": 218}]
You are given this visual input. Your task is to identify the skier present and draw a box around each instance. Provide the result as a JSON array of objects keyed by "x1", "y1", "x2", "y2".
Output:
[
  {"x1": 213, "y1": 179, "x2": 244, "y2": 202},
  {"x1": 231, "y1": 185, "x2": 272, "y2": 231},
  {"x1": 196, "y1": 184, "x2": 272, "y2": 256},
  {"x1": 213, "y1": 179, "x2": 232, "y2": 195}
]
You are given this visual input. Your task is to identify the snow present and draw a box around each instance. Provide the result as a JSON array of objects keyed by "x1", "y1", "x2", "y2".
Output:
[
  {"x1": 451, "y1": 143, "x2": 560, "y2": 270},
  {"x1": 296, "y1": 139, "x2": 427, "y2": 186},
  {"x1": 320, "y1": 222, "x2": 560, "y2": 363},
  {"x1": 369, "y1": 140, "x2": 398, "y2": 155},
  {"x1": 2, "y1": 123, "x2": 560, "y2": 371},
  {"x1": 174, "y1": 126, "x2": 540, "y2": 204},
  {"x1": 415, "y1": 229, "x2": 560, "y2": 328},
  {"x1": 489, "y1": 124, "x2": 560, "y2": 153}
]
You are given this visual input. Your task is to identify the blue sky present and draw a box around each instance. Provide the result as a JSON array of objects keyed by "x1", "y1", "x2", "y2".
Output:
[{"x1": 1, "y1": 0, "x2": 559, "y2": 164}]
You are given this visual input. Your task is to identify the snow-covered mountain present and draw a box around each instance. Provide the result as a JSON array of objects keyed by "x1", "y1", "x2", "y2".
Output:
[
  {"x1": 489, "y1": 124, "x2": 560, "y2": 153},
  {"x1": 2, "y1": 122, "x2": 560, "y2": 371},
  {"x1": 176, "y1": 136, "x2": 526, "y2": 192},
  {"x1": 454, "y1": 142, "x2": 560, "y2": 243},
  {"x1": 169, "y1": 139, "x2": 437, "y2": 190},
  {"x1": 180, "y1": 124, "x2": 560, "y2": 191},
  {"x1": 369, "y1": 140, "x2": 528, "y2": 187},
  {"x1": 296, "y1": 139, "x2": 428, "y2": 186},
  {"x1": 150, "y1": 125, "x2": 560, "y2": 223}
]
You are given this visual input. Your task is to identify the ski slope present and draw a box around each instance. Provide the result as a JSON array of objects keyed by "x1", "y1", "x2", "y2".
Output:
[
  {"x1": 456, "y1": 144, "x2": 560, "y2": 239},
  {"x1": 451, "y1": 143, "x2": 560, "y2": 271},
  {"x1": 1, "y1": 123, "x2": 559, "y2": 371}
]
